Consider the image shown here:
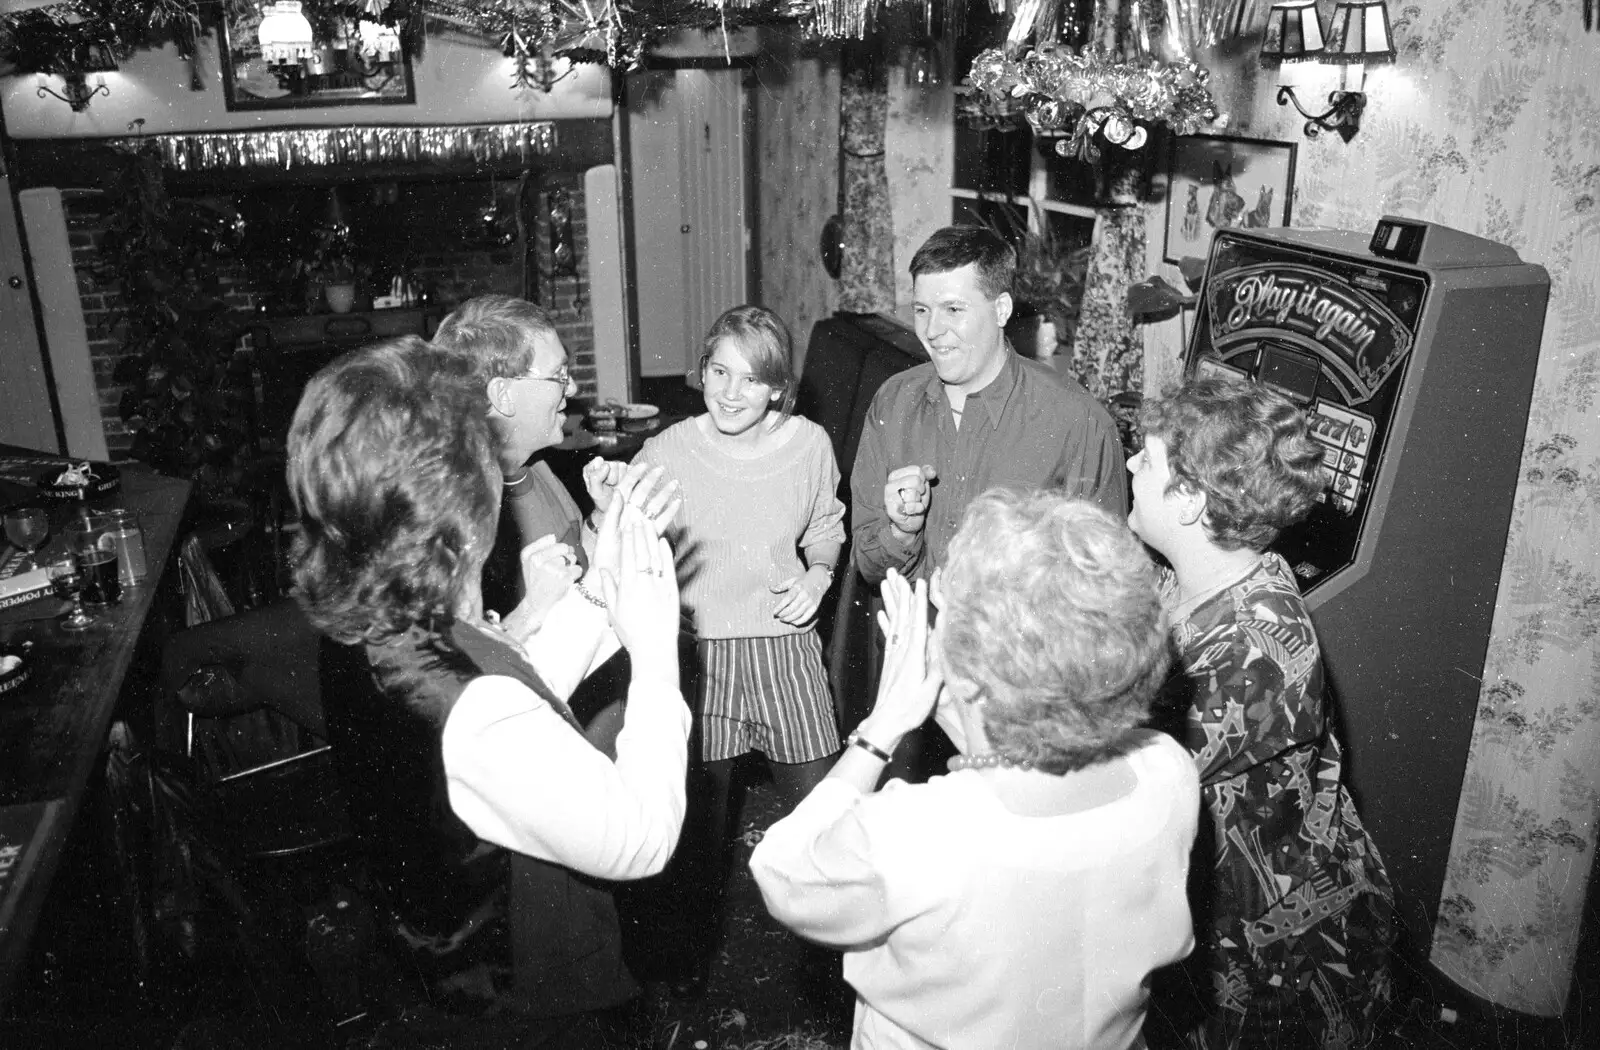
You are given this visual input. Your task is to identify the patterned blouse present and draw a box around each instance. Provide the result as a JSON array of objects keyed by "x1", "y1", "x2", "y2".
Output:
[{"x1": 1155, "y1": 553, "x2": 1394, "y2": 1049}]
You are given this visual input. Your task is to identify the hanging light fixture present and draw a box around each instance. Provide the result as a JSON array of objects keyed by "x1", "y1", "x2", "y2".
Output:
[
  {"x1": 257, "y1": 0, "x2": 315, "y2": 66},
  {"x1": 1261, "y1": 0, "x2": 1393, "y2": 142}
]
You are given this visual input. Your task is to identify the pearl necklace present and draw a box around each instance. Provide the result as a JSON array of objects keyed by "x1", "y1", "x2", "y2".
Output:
[{"x1": 947, "y1": 751, "x2": 1034, "y2": 773}]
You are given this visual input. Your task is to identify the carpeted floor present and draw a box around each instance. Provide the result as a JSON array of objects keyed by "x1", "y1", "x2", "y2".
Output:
[{"x1": 2, "y1": 731, "x2": 1596, "y2": 1050}]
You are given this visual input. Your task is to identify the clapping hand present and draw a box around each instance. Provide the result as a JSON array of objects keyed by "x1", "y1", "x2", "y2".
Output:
[
  {"x1": 596, "y1": 503, "x2": 680, "y2": 684},
  {"x1": 589, "y1": 463, "x2": 682, "y2": 581},
  {"x1": 585, "y1": 457, "x2": 681, "y2": 533},
  {"x1": 860, "y1": 569, "x2": 943, "y2": 744},
  {"x1": 501, "y1": 535, "x2": 580, "y2": 639}
]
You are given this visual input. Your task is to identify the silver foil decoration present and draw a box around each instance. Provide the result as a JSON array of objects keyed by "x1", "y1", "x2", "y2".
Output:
[{"x1": 111, "y1": 123, "x2": 559, "y2": 173}]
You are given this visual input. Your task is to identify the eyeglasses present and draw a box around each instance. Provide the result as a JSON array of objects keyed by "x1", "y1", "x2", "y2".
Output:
[{"x1": 512, "y1": 364, "x2": 572, "y2": 389}]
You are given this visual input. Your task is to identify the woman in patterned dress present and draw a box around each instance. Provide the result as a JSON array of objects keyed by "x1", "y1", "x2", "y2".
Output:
[{"x1": 1127, "y1": 376, "x2": 1395, "y2": 1050}]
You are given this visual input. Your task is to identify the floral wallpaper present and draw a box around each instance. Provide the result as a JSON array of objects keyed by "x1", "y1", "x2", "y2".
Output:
[
  {"x1": 754, "y1": 36, "x2": 951, "y2": 362},
  {"x1": 753, "y1": 34, "x2": 840, "y2": 370},
  {"x1": 1143, "y1": 3, "x2": 1600, "y2": 1016},
  {"x1": 837, "y1": 57, "x2": 897, "y2": 313}
]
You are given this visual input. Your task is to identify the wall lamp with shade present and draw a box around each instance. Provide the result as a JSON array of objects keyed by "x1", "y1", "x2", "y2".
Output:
[
  {"x1": 35, "y1": 40, "x2": 117, "y2": 112},
  {"x1": 1261, "y1": 0, "x2": 1396, "y2": 142}
]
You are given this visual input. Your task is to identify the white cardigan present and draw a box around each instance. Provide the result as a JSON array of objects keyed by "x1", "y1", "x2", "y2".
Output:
[
  {"x1": 440, "y1": 587, "x2": 691, "y2": 880},
  {"x1": 751, "y1": 730, "x2": 1200, "y2": 1050}
]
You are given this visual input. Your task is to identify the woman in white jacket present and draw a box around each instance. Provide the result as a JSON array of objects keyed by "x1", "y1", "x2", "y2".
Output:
[
  {"x1": 287, "y1": 336, "x2": 689, "y2": 1017},
  {"x1": 751, "y1": 492, "x2": 1199, "y2": 1050}
]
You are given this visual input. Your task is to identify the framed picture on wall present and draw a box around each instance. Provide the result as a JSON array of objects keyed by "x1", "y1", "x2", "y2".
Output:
[
  {"x1": 219, "y1": 4, "x2": 416, "y2": 111},
  {"x1": 1164, "y1": 134, "x2": 1296, "y2": 267}
]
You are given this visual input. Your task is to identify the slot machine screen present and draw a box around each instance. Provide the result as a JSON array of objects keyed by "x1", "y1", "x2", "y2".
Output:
[{"x1": 1189, "y1": 234, "x2": 1430, "y2": 598}]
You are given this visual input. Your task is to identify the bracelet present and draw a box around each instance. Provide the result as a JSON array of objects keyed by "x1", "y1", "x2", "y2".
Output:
[
  {"x1": 846, "y1": 731, "x2": 893, "y2": 763},
  {"x1": 574, "y1": 581, "x2": 607, "y2": 609},
  {"x1": 811, "y1": 563, "x2": 836, "y2": 583}
]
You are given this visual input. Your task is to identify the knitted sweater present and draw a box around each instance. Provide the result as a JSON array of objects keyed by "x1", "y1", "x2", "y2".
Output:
[{"x1": 634, "y1": 416, "x2": 845, "y2": 639}]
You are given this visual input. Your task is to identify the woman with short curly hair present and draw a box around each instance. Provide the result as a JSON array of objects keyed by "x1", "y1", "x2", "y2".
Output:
[
  {"x1": 937, "y1": 495, "x2": 1173, "y2": 774},
  {"x1": 752, "y1": 491, "x2": 1199, "y2": 1050},
  {"x1": 1130, "y1": 376, "x2": 1395, "y2": 1050}
]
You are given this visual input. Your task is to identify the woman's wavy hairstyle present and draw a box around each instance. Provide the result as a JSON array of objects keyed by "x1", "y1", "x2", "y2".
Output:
[
  {"x1": 939, "y1": 491, "x2": 1169, "y2": 774},
  {"x1": 287, "y1": 336, "x2": 498, "y2": 646},
  {"x1": 1139, "y1": 375, "x2": 1325, "y2": 551},
  {"x1": 697, "y1": 305, "x2": 798, "y2": 419}
]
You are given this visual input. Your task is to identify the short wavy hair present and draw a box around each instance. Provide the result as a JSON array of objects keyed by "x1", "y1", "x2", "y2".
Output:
[
  {"x1": 697, "y1": 304, "x2": 798, "y2": 418},
  {"x1": 938, "y1": 491, "x2": 1169, "y2": 774},
  {"x1": 1139, "y1": 375, "x2": 1325, "y2": 551},
  {"x1": 287, "y1": 336, "x2": 498, "y2": 646},
  {"x1": 909, "y1": 224, "x2": 1017, "y2": 301},
  {"x1": 432, "y1": 294, "x2": 558, "y2": 382}
]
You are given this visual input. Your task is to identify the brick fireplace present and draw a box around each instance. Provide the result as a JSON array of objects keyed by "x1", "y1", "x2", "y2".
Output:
[{"x1": 64, "y1": 171, "x2": 594, "y2": 456}]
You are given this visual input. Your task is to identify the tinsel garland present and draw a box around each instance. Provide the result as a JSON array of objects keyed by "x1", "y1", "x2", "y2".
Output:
[
  {"x1": 967, "y1": 43, "x2": 1224, "y2": 158},
  {"x1": 111, "y1": 122, "x2": 557, "y2": 172}
]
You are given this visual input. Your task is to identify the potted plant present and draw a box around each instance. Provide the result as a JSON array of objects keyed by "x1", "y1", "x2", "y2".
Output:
[
  {"x1": 1002, "y1": 206, "x2": 1090, "y2": 359},
  {"x1": 294, "y1": 222, "x2": 368, "y2": 314}
]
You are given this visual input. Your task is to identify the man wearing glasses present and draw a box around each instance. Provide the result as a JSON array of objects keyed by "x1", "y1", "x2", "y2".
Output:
[
  {"x1": 432, "y1": 294, "x2": 676, "y2": 1022},
  {"x1": 434, "y1": 294, "x2": 588, "y2": 610}
]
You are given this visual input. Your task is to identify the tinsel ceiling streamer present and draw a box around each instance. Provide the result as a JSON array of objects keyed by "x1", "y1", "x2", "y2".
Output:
[{"x1": 114, "y1": 123, "x2": 559, "y2": 173}]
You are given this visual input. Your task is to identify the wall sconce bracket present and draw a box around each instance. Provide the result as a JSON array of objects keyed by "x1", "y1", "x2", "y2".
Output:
[
  {"x1": 37, "y1": 72, "x2": 110, "y2": 113},
  {"x1": 1277, "y1": 85, "x2": 1366, "y2": 143}
]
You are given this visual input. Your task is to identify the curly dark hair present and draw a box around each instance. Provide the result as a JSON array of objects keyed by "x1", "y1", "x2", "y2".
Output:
[
  {"x1": 1139, "y1": 375, "x2": 1325, "y2": 551},
  {"x1": 939, "y1": 491, "x2": 1169, "y2": 774},
  {"x1": 287, "y1": 336, "x2": 497, "y2": 646},
  {"x1": 909, "y1": 224, "x2": 1017, "y2": 301}
]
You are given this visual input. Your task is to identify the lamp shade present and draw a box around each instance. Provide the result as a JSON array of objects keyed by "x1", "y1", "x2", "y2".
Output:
[
  {"x1": 1327, "y1": 0, "x2": 1396, "y2": 63},
  {"x1": 257, "y1": 1, "x2": 315, "y2": 64},
  {"x1": 1260, "y1": 0, "x2": 1327, "y2": 65}
]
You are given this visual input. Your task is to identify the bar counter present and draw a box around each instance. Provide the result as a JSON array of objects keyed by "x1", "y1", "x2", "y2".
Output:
[{"x1": 0, "y1": 464, "x2": 192, "y2": 1004}]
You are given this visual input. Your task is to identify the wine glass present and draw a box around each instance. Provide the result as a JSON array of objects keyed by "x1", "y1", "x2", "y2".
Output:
[
  {"x1": 48, "y1": 557, "x2": 94, "y2": 632},
  {"x1": 3, "y1": 505, "x2": 50, "y2": 570}
]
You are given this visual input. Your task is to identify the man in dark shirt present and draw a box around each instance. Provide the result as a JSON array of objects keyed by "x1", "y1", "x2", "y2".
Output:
[
  {"x1": 852, "y1": 225, "x2": 1127, "y2": 584},
  {"x1": 849, "y1": 224, "x2": 1127, "y2": 776}
]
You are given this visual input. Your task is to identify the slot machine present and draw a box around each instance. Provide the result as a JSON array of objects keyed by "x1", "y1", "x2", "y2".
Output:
[{"x1": 1183, "y1": 217, "x2": 1551, "y2": 951}]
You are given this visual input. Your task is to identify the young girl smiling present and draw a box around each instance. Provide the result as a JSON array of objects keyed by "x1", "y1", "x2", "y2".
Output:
[{"x1": 587, "y1": 304, "x2": 845, "y2": 990}]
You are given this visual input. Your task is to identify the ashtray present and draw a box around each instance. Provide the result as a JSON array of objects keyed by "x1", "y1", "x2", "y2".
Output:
[
  {"x1": 0, "y1": 642, "x2": 35, "y2": 699},
  {"x1": 36, "y1": 461, "x2": 121, "y2": 502}
]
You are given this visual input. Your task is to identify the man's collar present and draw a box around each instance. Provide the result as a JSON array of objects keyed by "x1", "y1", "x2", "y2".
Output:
[{"x1": 922, "y1": 345, "x2": 1022, "y2": 429}]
